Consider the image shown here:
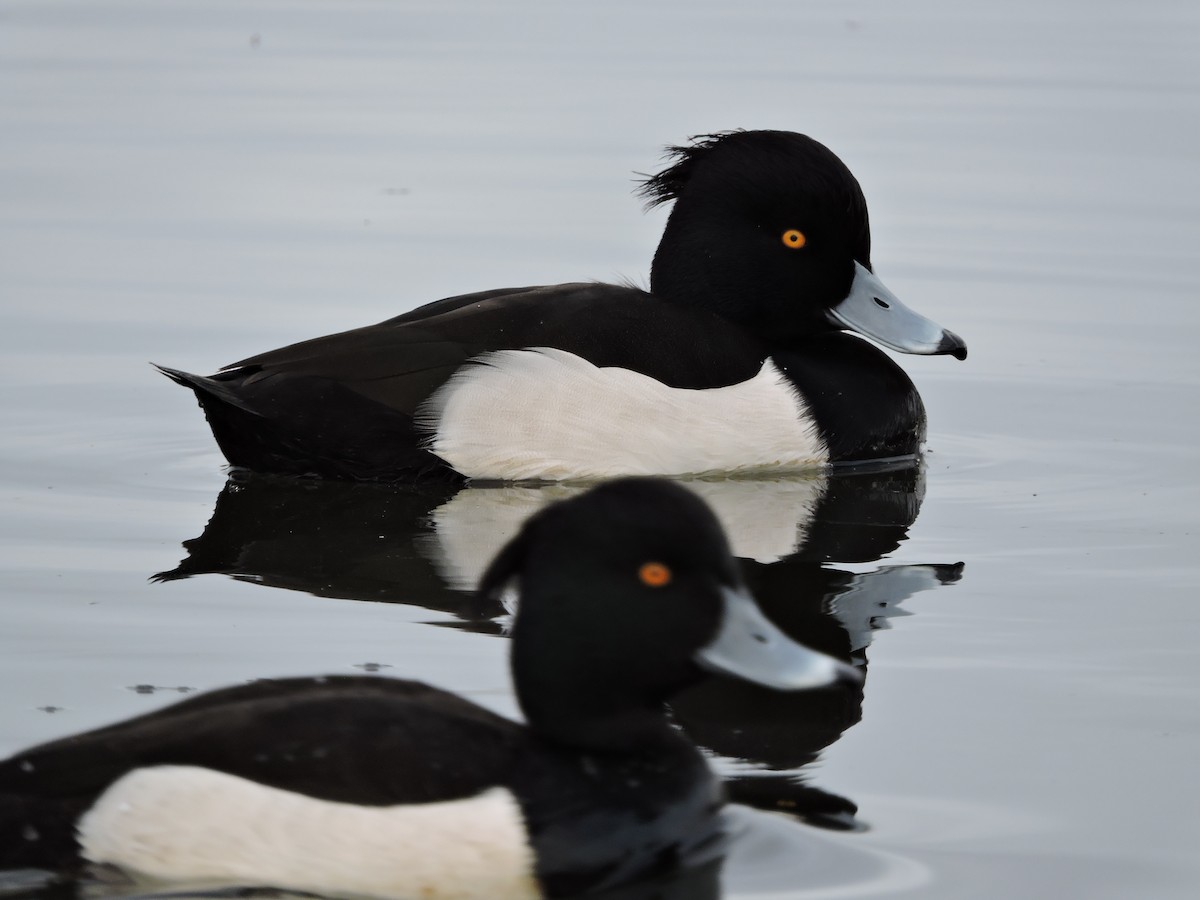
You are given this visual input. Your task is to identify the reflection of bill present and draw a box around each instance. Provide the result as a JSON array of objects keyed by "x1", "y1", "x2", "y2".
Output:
[{"x1": 830, "y1": 563, "x2": 965, "y2": 655}]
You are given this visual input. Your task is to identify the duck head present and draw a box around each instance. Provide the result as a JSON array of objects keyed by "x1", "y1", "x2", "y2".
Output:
[
  {"x1": 480, "y1": 478, "x2": 860, "y2": 751},
  {"x1": 643, "y1": 130, "x2": 966, "y2": 359}
]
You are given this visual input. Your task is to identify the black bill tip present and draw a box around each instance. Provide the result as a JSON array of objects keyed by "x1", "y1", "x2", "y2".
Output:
[{"x1": 938, "y1": 330, "x2": 968, "y2": 361}]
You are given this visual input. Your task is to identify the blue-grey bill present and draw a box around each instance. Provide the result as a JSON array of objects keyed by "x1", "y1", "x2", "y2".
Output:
[
  {"x1": 694, "y1": 586, "x2": 863, "y2": 690},
  {"x1": 828, "y1": 262, "x2": 967, "y2": 359}
]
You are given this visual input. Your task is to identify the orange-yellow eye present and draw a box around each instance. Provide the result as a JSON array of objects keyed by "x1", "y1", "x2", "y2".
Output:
[
  {"x1": 638, "y1": 562, "x2": 672, "y2": 588},
  {"x1": 781, "y1": 229, "x2": 807, "y2": 249}
]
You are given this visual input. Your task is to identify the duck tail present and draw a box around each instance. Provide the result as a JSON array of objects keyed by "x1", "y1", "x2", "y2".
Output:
[{"x1": 152, "y1": 364, "x2": 263, "y2": 416}]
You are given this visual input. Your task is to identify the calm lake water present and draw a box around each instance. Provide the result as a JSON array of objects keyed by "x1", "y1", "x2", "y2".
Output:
[{"x1": 1, "y1": 1, "x2": 1198, "y2": 897}]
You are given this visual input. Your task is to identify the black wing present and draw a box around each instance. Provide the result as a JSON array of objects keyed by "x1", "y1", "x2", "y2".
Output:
[
  {"x1": 0, "y1": 676, "x2": 525, "y2": 869},
  {"x1": 161, "y1": 283, "x2": 766, "y2": 479},
  {"x1": 226, "y1": 282, "x2": 766, "y2": 399}
]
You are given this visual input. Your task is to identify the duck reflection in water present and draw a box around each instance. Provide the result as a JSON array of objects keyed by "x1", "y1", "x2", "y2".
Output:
[{"x1": 155, "y1": 463, "x2": 963, "y2": 831}]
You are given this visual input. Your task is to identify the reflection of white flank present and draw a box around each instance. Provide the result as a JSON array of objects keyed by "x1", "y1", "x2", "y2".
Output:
[
  {"x1": 825, "y1": 565, "x2": 947, "y2": 653},
  {"x1": 418, "y1": 349, "x2": 828, "y2": 481},
  {"x1": 421, "y1": 476, "x2": 828, "y2": 591},
  {"x1": 689, "y1": 478, "x2": 826, "y2": 563},
  {"x1": 79, "y1": 766, "x2": 538, "y2": 900},
  {"x1": 418, "y1": 483, "x2": 578, "y2": 592}
]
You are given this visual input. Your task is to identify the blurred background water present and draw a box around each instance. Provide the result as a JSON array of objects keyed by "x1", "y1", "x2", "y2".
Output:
[{"x1": 1, "y1": 1, "x2": 1198, "y2": 897}]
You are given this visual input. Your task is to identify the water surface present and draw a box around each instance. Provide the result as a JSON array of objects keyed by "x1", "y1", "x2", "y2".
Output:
[{"x1": 1, "y1": 1, "x2": 1198, "y2": 897}]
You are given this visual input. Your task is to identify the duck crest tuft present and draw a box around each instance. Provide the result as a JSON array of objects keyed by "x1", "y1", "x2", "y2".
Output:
[{"x1": 637, "y1": 131, "x2": 750, "y2": 208}]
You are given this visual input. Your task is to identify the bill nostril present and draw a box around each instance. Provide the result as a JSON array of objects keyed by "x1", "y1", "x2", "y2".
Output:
[
  {"x1": 752, "y1": 633, "x2": 768, "y2": 644},
  {"x1": 873, "y1": 296, "x2": 890, "y2": 309}
]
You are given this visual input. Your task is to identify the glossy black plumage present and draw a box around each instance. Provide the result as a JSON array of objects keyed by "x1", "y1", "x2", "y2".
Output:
[
  {"x1": 0, "y1": 479, "x2": 852, "y2": 895},
  {"x1": 1, "y1": 676, "x2": 713, "y2": 896},
  {"x1": 160, "y1": 130, "x2": 966, "y2": 481},
  {"x1": 772, "y1": 333, "x2": 929, "y2": 461}
]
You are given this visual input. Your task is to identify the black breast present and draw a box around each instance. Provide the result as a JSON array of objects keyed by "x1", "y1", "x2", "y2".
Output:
[{"x1": 773, "y1": 332, "x2": 927, "y2": 461}]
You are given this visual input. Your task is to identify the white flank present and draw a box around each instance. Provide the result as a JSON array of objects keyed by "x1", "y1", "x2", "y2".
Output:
[
  {"x1": 417, "y1": 349, "x2": 828, "y2": 481},
  {"x1": 78, "y1": 766, "x2": 540, "y2": 900}
]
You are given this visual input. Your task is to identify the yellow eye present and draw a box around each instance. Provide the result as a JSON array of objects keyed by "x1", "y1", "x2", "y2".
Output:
[
  {"x1": 638, "y1": 562, "x2": 672, "y2": 588},
  {"x1": 781, "y1": 229, "x2": 807, "y2": 249}
]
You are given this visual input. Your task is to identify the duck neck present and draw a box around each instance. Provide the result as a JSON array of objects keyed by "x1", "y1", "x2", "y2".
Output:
[
  {"x1": 523, "y1": 698, "x2": 682, "y2": 754},
  {"x1": 511, "y1": 620, "x2": 689, "y2": 754},
  {"x1": 649, "y1": 219, "x2": 746, "y2": 328}
]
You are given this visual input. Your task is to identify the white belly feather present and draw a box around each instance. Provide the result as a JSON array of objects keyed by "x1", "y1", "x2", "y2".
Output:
[
  {"x1": 418, "y1": 348, "x2": 828, "y2": 481},
  {"x1": 77, "y1": 766, "x2": 539, "y2": 900}
]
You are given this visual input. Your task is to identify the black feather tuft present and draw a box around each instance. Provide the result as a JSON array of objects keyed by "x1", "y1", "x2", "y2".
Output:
[{"x1": 636, "y1": 131, "x2": 748, "y2": 209}]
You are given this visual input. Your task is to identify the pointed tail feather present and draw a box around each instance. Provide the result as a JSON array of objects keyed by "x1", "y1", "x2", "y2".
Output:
[{"x1": 151, "y1": 364, "x2": 264, "y2": 417}]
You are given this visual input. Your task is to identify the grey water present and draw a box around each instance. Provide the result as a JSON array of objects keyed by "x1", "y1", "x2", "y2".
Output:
[{"x1": 1, "y1": 1, "x2": 1198, "y2": 897}]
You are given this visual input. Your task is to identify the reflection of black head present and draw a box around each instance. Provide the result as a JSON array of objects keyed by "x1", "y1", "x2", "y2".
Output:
[
  {"x1": 671, "y1": 462, "x2": 933, "y2": 774},
  {"x1": 672, "y1": 661, "x2": 864, "y2": 770}
]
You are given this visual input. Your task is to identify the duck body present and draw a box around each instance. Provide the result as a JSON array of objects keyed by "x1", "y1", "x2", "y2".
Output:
[
  {"x1": 0, "y1": 479, "x2": 859, "y2": 897},
  {"x1": 0, "y1": 677, "x2": 717, "y2": 898},
  {"x1": 162, "y1": 131, "x2": 965, "y2": 482},
  {"x1": 162, "y1": 282, "x2": 772, "y2": 482}
]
